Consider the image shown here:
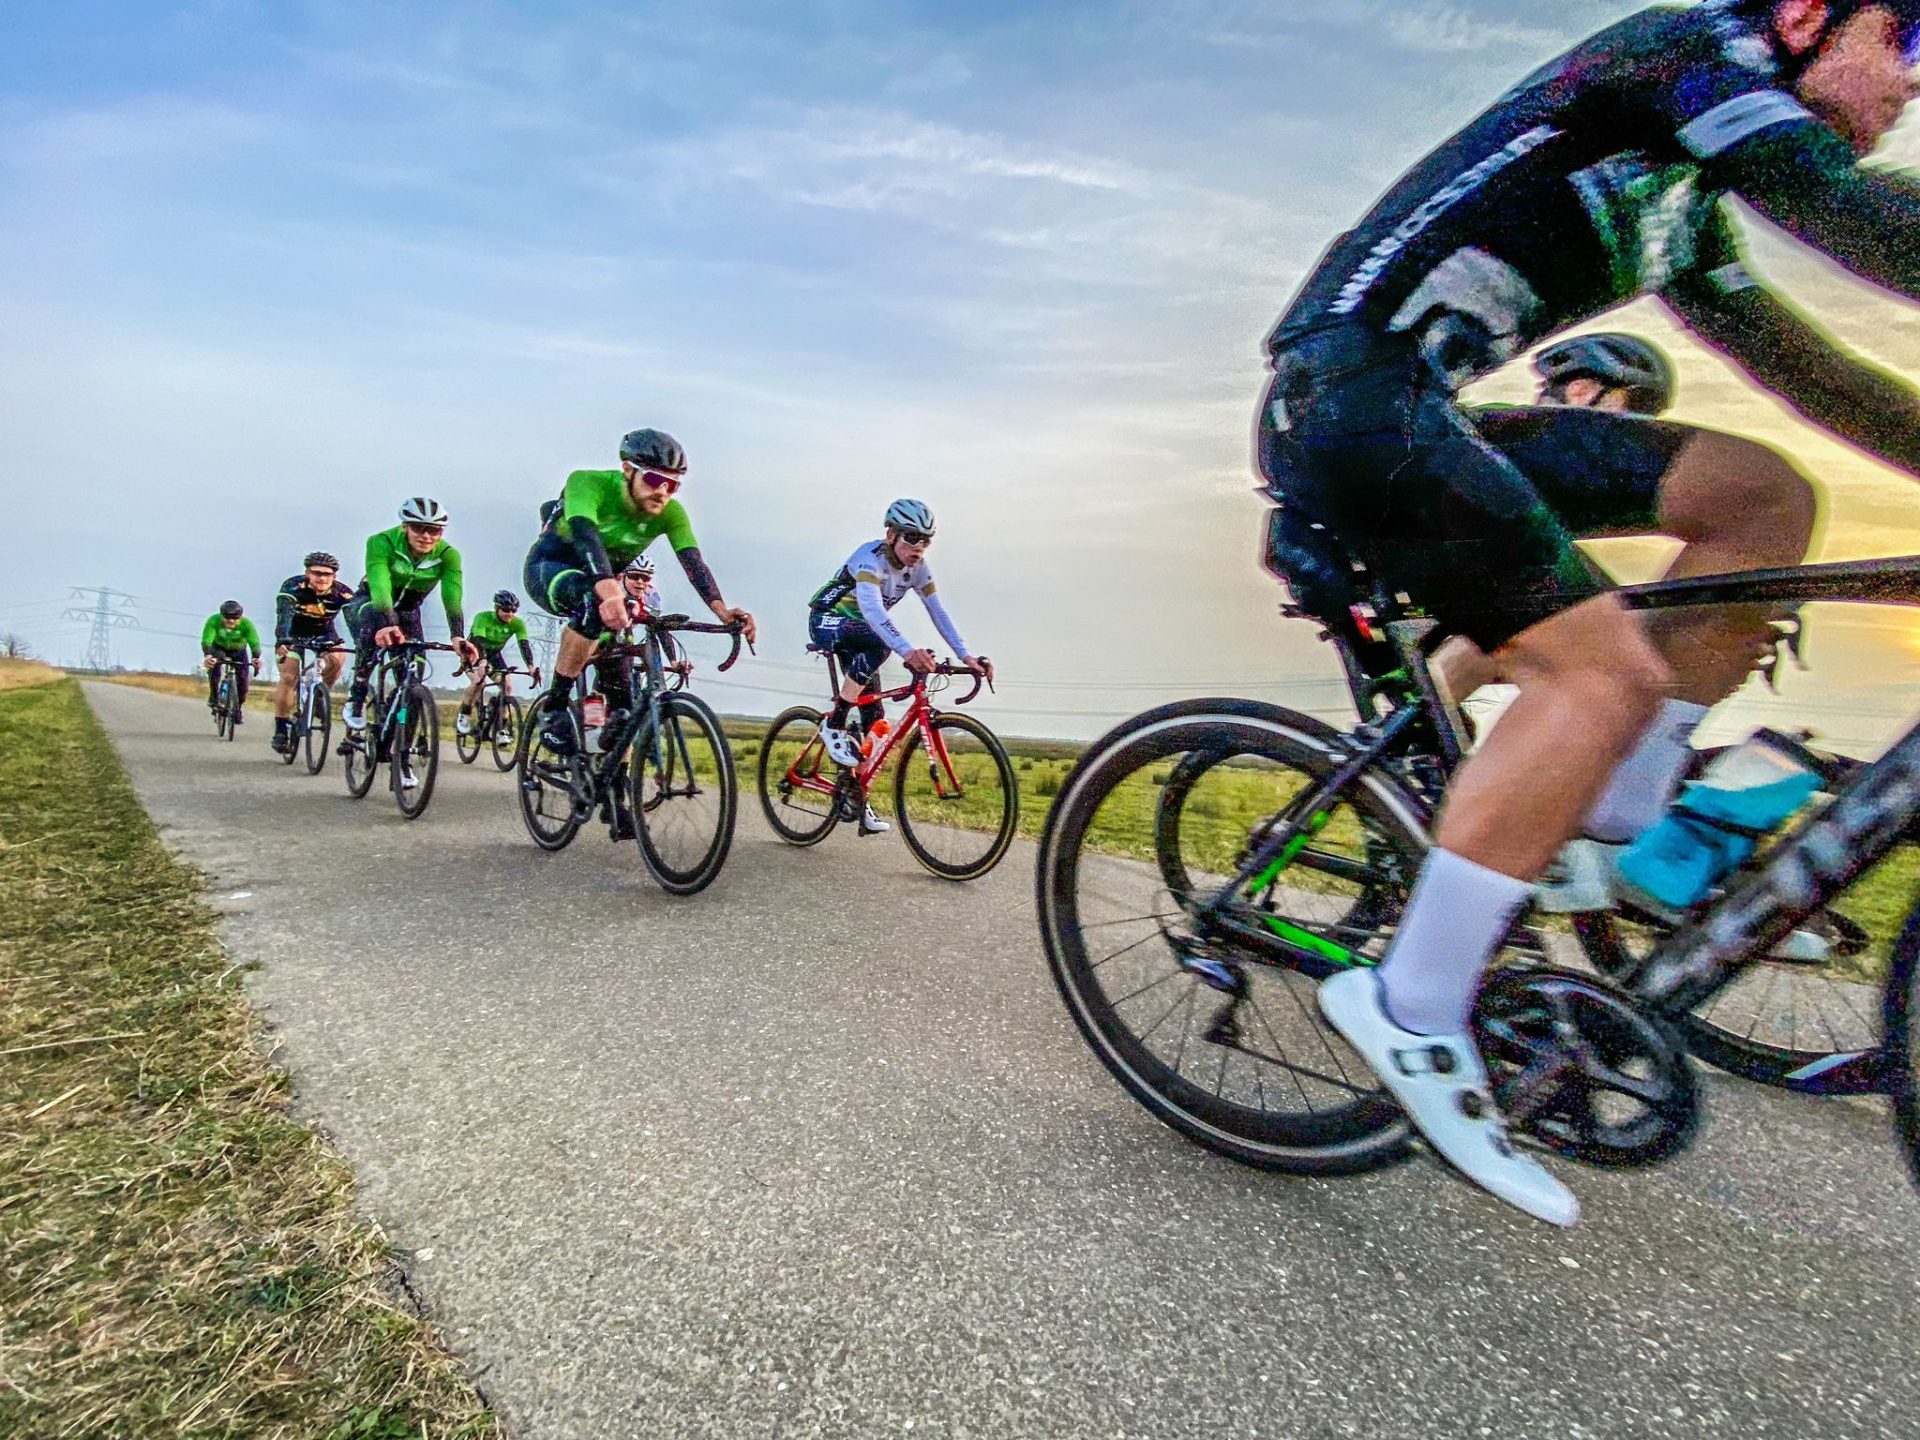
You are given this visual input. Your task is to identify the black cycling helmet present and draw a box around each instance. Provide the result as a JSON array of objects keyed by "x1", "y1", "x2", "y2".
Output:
[
  {"x1": 618, "y1": 428, "x2": 687, "y2": 473},
  {"x1": 303, "y1": 550, "x2": 339, "y2": 571},
  {"x1": 219, "y1": 600, "x2": 244, "y2": 619},
  {"x1": 1534, "y1": 333, "x2": 1676, "y2": 415},
  {"x1": 493, "y1": 589, "x2": 520, "y2": 609}
]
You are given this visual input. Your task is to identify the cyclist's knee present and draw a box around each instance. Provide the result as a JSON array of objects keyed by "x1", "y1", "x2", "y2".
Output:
[{"x1": 1500, "y1": 599, "x2": 1670, "y2": 719}]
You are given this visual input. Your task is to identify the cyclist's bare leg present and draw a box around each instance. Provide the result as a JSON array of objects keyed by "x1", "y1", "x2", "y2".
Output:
[
  {"x1": 320, "y1": 650, "x2": 344, "y2": 688},
  {"x1": 273, "y1": 651, "x2": 300, "y2": 719},
  {"x1": 1643, "y1": 430, "x2": 1817, "y2": 703},
  {"x1": 1435, "y1": 595, "x2": 1670, "y2": 877},
  {"x1": 555, "y1": 628, "x2": 595, "y2": 681},
  {"x1": 462, "y1": 660, "x2": 488, "y2": 714}
]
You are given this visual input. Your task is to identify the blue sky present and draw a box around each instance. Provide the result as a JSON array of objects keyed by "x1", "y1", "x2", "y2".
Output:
[{"x1": 5, "y1": 1, "x2": 1920, "y2": 735}]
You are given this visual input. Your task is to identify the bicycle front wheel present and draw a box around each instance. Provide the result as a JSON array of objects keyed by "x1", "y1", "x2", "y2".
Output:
[
  {"x1": 217, "y1": 673, "x2": 236, "y2": 740},
  {"x1": 517, "y1": 692, "x2": 586, "y2": 851},
  {"x1": 392, "y1": 684, "x2": 439, "y2": 819},
  {"x1": 491, "y1": 695, "x2": 524, "y2": 771},
  {"x1": 342, "y1": 702, "x2": 379, "y2": 799},
  {"x1": 1886, "y1": 897, "x2": 1920, "y2": 1187},
  {"x1": 632, "y1": 692, "x2": 737, "y2": 895},
  {"x1": 893, "y1": 712, "x2": 1018, "y2": 881},
  {"x1": 455, "y1": 700, "x2": 481, "y2": 764},
  {"x1": 757, "y1": 706, "x2": 841, "y2": 846},
  {"x1": 304, "y1": 686, "x2": 331, "y2": 775},
  {"x1": 1036, "y1": 699, "x2": 1422, "y2": 1176}
]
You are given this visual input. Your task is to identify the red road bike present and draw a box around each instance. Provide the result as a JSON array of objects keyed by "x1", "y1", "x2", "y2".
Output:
[{"x1": 758, "y1": 658, "x2": 1017, "y2": 881}]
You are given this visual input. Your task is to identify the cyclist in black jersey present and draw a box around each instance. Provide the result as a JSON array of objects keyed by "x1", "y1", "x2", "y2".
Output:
[
  {"x1": 270, "y1": 552, "x2": 352, "y2": 754},
  {"x1": 1261, "y1": 0, "x2": 1920, "y2": 1224}
]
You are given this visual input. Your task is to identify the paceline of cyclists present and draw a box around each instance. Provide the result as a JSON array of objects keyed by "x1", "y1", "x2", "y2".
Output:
[{"x1": 183, "y1": 0, "x2": 1920, "y2": 1229}]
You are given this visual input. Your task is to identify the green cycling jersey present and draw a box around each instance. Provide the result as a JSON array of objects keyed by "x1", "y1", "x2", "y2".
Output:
[
  {"x1": 554, "y1": 470, "x2": 699, "y2": 574},
  {"x1": 470, "y1": 609, "x2": 533, "y2": 666},
  {"x1": 362, "y1": 526, "x2": 464, "y2": 630},
  {"x1": 201, "y1": 615, "x2": 262, "y2": 656}
]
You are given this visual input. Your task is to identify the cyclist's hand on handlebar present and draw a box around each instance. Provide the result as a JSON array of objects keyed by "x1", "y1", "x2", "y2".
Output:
[
  {"x1": 904, "y1": 648, "x2": 938, "y2": 674},
  {"x1": 275, "y1": 643, "x2": 290, "y2": 661},
  {"x1": 964, "y1": 655, "x2": 994, "y2": 685},
  {"x1": 201, "y1": 656, "x2": 217, "y2": 670},
  {"x1": 711, "y1": 602, "x2": 756, "y2": 646},
  {"x1": 531, "y1": 667, "x2": 543, "y2": 685},
  {"x1": 453, "y1": 637, "x2": 480, "y2": 664},
  {"x1": 593, "y1": 578, "x2": 628, "y2": 632},
  {"x1": 374, "y1": 625, "x2": 406, "y2": 649}
]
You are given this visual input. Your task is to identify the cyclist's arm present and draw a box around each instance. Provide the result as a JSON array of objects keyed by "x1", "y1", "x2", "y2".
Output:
[
  {"x1": 200, "y1": 616, "x2": 220, "y2": 655},
  {"x1": 1710, "y1": 117, "x2": 1920, "y2": 302},
  {"x1": 364, "y1": 532, "x2": 400, "y2": 626},
  {"x1": 1668, "y1": 258, "x2": 1920, "y2": 477},
  {"x1": 662, "y1": 501, "x2": 726, "y2": 609},
  {"x1": 274, "y1": 583, "x2": 296, "y2": 647},
  {"x1": 440, "y1": 545, "x2": 466, "y2": 639},
  {"x1": 917, "y1": 583, "x2": 971, "y2": 660},
  {"x1": 242, "y1": 620, "x2": 263, "y2": 659},
  {"x1": 854, "y1": 577, "x2": 915, "y2": 658},
  {"x1": 512, "y1": 617, "x2": 535, "y2": 668}
]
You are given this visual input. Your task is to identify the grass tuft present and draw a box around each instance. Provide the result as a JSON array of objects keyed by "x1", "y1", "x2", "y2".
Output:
[{"x1": 0, "y1": 681, "x2": 499, "y2": 1438}]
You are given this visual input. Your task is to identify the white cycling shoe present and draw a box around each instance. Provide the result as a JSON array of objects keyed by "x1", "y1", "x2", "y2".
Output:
[
  {"x1": 1319, "y1": 969, "x2": 1579, "y2": 1228},
  {"x1": 820, "y1": 723, "x2": 862, "y2": 767},
  {"x1": 342, "y1": 703, "x2": 367, "y2": 732},
  {"x1": 858, "y1": 804, "x2": 890, "y2": 835},
  {"x1": 455, "y1": 714, "x2": 473, "y2": 736}
]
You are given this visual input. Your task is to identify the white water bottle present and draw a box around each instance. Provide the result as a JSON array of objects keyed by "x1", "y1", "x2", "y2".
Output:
[{"x1": 581, "y1": 695, "x2": 607, "y2": 752}]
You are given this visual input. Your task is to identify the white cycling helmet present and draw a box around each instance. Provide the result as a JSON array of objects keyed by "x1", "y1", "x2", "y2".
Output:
[
  {"x1": 884, "y1": 498, "x2": 935, "y2": 535},
  {"x1": 398, "y1": 496, "x2": 450, "y2": 526},
  {"x1": 622, "y1": 554, "x2": 656, "y2": 579}
]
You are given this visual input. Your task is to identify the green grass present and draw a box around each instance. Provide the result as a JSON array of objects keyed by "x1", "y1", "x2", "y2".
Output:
[{"x1": 0, "y1": 681, "x2": 498, "y2": 1438}]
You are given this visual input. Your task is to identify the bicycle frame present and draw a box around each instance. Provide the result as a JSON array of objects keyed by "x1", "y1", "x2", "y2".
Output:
[
  {"x1": 1201, "y1": 554, "x2": 1920, "y2": 1091},
  {"x1": 780, "y1": 665, "x2": 987, "y2": 805}
]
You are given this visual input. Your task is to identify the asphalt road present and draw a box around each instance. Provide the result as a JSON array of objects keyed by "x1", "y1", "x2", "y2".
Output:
[{"x1": 88, "y1": 682, "x2": 1920, "y2": 1440}]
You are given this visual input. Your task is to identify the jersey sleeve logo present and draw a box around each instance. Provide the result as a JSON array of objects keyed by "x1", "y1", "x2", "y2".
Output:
[{"x1": 1677, "y1": 91, "x2": 1812, "y2": 159}]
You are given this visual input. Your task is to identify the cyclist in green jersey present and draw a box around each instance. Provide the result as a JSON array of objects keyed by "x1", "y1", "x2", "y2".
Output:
[
  {"x1": 342, "y1": 497, "x2": 479, "y2": 730},
  {"x1": 202, "y1": 600, "x2": 263, "y2": 719},
  {"x1": 459, "y1": 589, "x2": 540, "y2": 735},
  {"x1": 523, "y1": 428, "x2": 756, "y2": 757}
]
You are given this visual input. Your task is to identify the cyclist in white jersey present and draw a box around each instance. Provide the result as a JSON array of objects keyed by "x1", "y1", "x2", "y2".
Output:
[{"x1": 807, "y1": 500, "x2": 994, "y2": 826}]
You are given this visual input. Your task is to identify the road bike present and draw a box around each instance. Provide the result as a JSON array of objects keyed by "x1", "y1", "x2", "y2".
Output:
[
  {"x1": 454, "y1": 664, "x2": 532, "y2": 771},
  {"x1": 1035, "y1": 543, "x2": 1920, "y2": 1186},
  {"x1": 280, "y1": 642, "x2": 346, "y2": 775},
  {"x1": 759, "y1": 657, "x2": 1017, "y2": 882},
  {"x1": 517, "y1": 615, "x2": 745, "y2": 895},
  {"x1": 339, "y1": 641, "x2": 458, "y2": 820},
  {"x1": 207, "y1": 657, "x2": 247, "y2": 740}
]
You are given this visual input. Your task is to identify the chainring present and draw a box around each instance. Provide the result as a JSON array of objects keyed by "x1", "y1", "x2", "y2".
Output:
[{"x1": 1474, "y1": 965, "x2": 1700, "y2": 1169}]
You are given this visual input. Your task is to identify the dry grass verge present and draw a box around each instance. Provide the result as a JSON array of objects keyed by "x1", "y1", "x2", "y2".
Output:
[
  {"x1": 0, "y1": 681, "x2": 500, "y2": 1438},
  {"x1": 0, "y1": 657, "x2": 64, "y2": 692}
]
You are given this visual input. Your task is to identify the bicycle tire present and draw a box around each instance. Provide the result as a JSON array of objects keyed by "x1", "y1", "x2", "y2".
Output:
[
  {"x1": 279, "y1": 711, "x2": 300, "y2": 765},
  {"x1": 392, "y1": 683, "x2": 439, "y2": 819},
  {"x1": 304, "y1": 686, "x2": 331, "y2": 775},
  {"x1": 1885, "y1": 897, "x2": 1920, "y2": 1188},
  {"x1": 454, "y1": 700, "x2": 481, "y2": 764},
  {"x1": 893, "y1": 711, "x2": 1018, "y2": 881},
  {"x1": 342, "y1": 701, "x2": 380, "y2": 799},
  {"x1": 1574, "y1": 902, "x2": 1892, "y2": 1088},
  {"x1": 517, "y1": 692, "x2": 586, "y2": 851},
  {"x1": 757, "y1": 705, "x2": 841, "y2": 846},
  {"x1": 1036, "y1": 699, "x2": 1421, "y2": 1176},
  {"x1": 632, "y1": 692, "x2": 737, "y2": 895},
  {"x1": 492, "y1": 695, "x2": 524, "y2": 771},
  {"x1": 217, "y1": 670, "x2": 235, "y2": 740}
]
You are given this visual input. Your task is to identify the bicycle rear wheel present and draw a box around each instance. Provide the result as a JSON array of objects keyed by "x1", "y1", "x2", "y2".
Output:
[
  {"x1": 518, "y1": 692, "x2": 587, "y2": 851},
  {"x1": 1036, "y1": 699, "x2": 1423, "y2": 1176},
  {"x1": 632, "y1": 692, "x2": 737, "y2": 895},
  {"x1": 1885, "y1": 897, "x2": 1920, "y2": 1187},
  {"x1": 392, "y1": 684, "x2": 439, "y2": 819},
  {"x1": 304, "y1": 686, "x2": 331, "y2": 775},
  {"x1": 455, "y1": 699, "x2": 481, "y2": 764},
  {"x1": 893, "y1": 712, "x2": 1018, "y2": 881},
  {"x1": 757, "y1": 706, "x2": 841, "y2": 846},
  {"x1": 491, "y1": 695, "x2": 524, "y2": 771}
]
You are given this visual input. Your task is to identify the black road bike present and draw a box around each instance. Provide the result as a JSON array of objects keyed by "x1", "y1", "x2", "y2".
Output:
[
  {"x1": 455, "y1": 665, "x2": 532, "y2": 771},
  {"x1": 1037, "y1": 546, "x2": 1920, "y2": 1186},
  {"x1": 208, "y1": 657, "x2": 246, "y2": 740},
  {"x1": 517, "y1": 615, "x2": 746, "y2": 895},
  {"x1": 281, "y1": 642, "x2": 346, "y2": 774},
  {"x1": 339, "y1": 641, "x2": 458, "y2": 820}
]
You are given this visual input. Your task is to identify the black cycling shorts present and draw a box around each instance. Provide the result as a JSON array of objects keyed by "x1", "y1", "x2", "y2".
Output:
[
  {"x1": 1258, "y1": 326, "x2": 1693, "y2": 650},
  {"x1": 524, "y1": 532, "x2": 603, "y2": 638}
]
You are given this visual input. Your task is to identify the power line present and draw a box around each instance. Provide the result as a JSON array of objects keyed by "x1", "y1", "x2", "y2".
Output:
[{"x1": 61, "y1": 587, "x2": 139, "y2": 670}]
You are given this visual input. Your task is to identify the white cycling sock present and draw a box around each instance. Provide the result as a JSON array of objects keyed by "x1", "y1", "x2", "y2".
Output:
[
  {"x1": 1375, "y1": 848, "x2": 1533, "y2": 1035},
  {"x1": 1583, "y1": 699, "x2": 1709, "y2": 844}
]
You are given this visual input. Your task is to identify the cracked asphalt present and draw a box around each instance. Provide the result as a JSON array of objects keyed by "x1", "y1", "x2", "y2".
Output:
[{"x1": 88, "y1": 682, "x2": 1920, "y2": 1440}]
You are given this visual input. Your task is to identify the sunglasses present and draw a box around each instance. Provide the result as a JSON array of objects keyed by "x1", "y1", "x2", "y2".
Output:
[
  {"x1": 897, "y1": 529, "x2": 932, "y2": 546},
  {"x1": 404, "y1": 522, "x2": 445, "y2": 537},
  {"x1": 626, "y1": 465, "x2": 682, "y2": 495}
]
